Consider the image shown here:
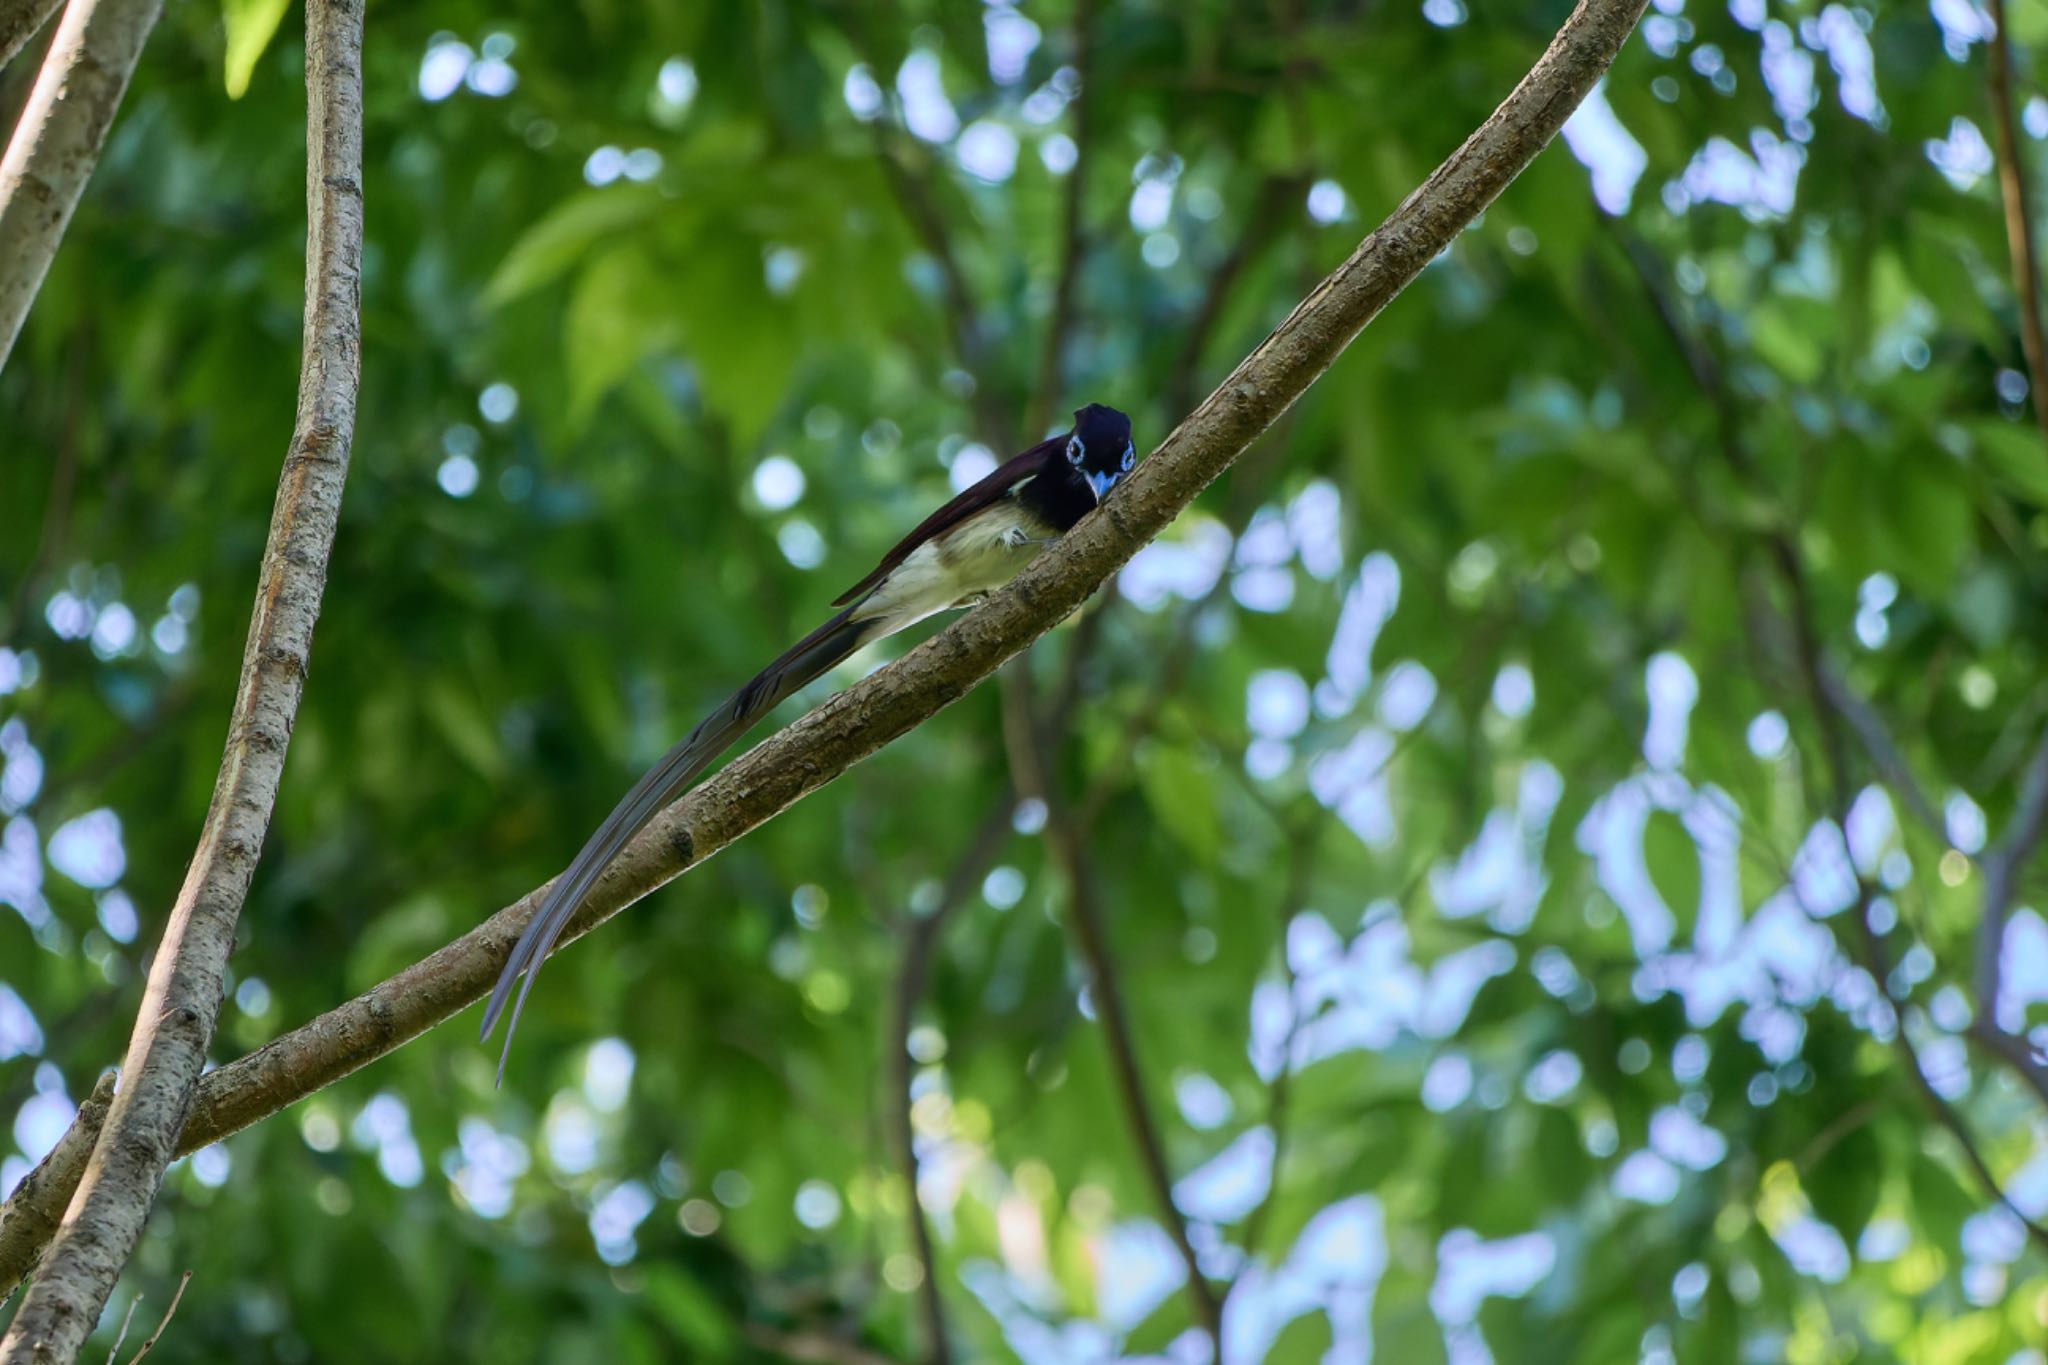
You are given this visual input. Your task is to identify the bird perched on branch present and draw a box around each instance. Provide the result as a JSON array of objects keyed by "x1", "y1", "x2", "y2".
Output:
[{"x1": 482, "y1": 403, "x2": 1137, "y2": 1080}]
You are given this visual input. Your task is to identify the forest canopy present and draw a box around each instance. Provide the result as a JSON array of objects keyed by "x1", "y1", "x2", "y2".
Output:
[{"x1": 5, "y1": 0, "x2": 2048, "y2": 1361}]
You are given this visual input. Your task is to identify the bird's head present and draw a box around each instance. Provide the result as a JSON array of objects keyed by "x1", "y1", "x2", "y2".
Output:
[{"x1": 1064, "y1": 403, "x2": 1136, "y2": 504}]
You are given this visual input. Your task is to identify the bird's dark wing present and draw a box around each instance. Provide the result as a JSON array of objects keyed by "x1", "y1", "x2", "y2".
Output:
[{"x1": 831, "y1": 437, "x2": 1061, "y2": 607}]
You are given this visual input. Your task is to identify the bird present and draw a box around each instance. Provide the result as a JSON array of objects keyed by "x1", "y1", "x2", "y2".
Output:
[{"x1": 480, "y1": 403, "x2": 1137, "y2": 1080}]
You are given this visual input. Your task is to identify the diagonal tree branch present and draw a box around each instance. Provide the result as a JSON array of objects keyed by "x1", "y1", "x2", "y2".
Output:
[
  {"x1": 0, "y1": 0, "x2": 61, "y2": 80},
  {"x1": 0, "y1": 0, "x2": 159, "y2": 371},
  {"x1": 1167, "y1": 174, "x2": 1309, "y2": 420},
  {"x1": 0, "y1": 1072, "x2": 111, "y2": 1311},
  {"x1": 0, "y1": 0, "x2": 1649, "y2": 1302},
  {"x1": 886, "y1": 788, "x2": 1014, "y2": 1365},
  {"x1": 1024, "y1": 0, "x2": 1096, "y2": 440},
  {"x1": 0, "y1": 2, "x2": 363, "y2": 1357},
  {"x1": 1971, "y1": 724, "x2": 2048, "y2": 1107},
  {"x1": 1050, "y1": 790, "x2": 1224, "y2": 1335}
]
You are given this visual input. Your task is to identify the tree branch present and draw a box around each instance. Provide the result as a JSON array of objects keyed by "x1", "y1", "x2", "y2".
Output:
[
  {"x1": 0, "y1": 3, "x2": 362, "y2": 1357},
  {"x1": 886, "y1": 790, "x2": 1015, "y2": 1365},
  {"x1": 0, "y1": 1072, "x2": 111, "y2": 1307},
  {"x1": 0, "y1": 0, "x2": 61, "y2": 79},
  {"x1": 1240, "y1": 820, "x2": 1325, "y2": 1261},
  {"x1": 0, "y1": 0, "x2": 1648, "y2": 1301},
  {"x1": 0, "y1": 0, "x2": 159, "y2": 371},
  {"x1": 1167, "y1": 175, "x2": 1308, "y2": 420},
  {"x1": 998, "y1": 648, "x2": 1224, "y2": 1337},
  {"x1": 116, "y1": 1270, "x2": 186, "y2": 1365},
  {"x1": 1025, "y1": 0, "x2": 1096, "y2": 440},
  {"x1": 1986, "y1": 0, "x2": 2048, "y2": 452}
]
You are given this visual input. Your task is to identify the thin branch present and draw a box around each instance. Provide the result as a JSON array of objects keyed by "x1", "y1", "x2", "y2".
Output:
[
  {"x1": 1969, "y1": 724, "x2": 2048, "y2": 1110},
  {"x1": 0, "y1": 0, "x2": 1648, "y2": 1299},
  {"x1": 1795, "y1": 1097, "x2": 1881, "y2": 1174},
  {"x1": 1239, "y1": 820, "x2": 1324, "y2": 1261},
  {"x1": 0, "y1": 0, "x2": 62, "y2": 73},
  {"x1": 887, "y1": 791, "x2": 1015, "y2": 1365},
  {"x1": 1025, "y1": 0, "x2": 1096, "y2": 440},
  {"x1": 1861, "y1": 908, "x2": 2048, "y2": 1256},
  {"x1": 1971, "y1": 1020, "x2": 2048, "y2": 1110},
  {"x1": 0, "y1": 3, "x2": 362, "y2": 1358},
  {"x1": 100, "y1": 1291, "x2": 139, "y2": 1365},
  {"x1": 1042, "y1": 788, "x2": 1224, "y2": 1337},
  {"x1": 1614, "y1": 210, "x2": 2048, "y2": 1250},
  {"x1": 998, "y1": 618, "x2": 1222, "y2": 1336},
  {"x1": 120, "y1": 1270, "x2": 187, "y2": 1365},
  {"x1": 1814, "y1": 663, "x2": 1942, "y2": 840},
  {"x1": 0, "y1": 0, "x2": 160, "y2": 371},
  {"x1": 4, "y1": 320, "x2": 88, "y2": 637},
  {"x1": 1977, "y1": 723, "x2": 2048, "y2": 1007},
  {"x1": 1771, "y1": 489, "x2": 2048, "y2": 1251},
  {"x1": 1167, "y1": 175, "x2": 1308, "y2": 419},
  {"x1": 1986, "y1": 0, "x2": 2048, "y2": 453}
]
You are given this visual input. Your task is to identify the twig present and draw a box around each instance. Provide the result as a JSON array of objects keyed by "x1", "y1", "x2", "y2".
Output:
[
  {"x1": 1614, "y1": 229, "x2": 1952, "y2": 840},
  {"x1": 1977, "y1": 724, "x2": 2048, "y2": 1008},
  {"x1": 1857, "y1": 898, "x2": 2048, "y2": 1255},
  {"x1": 3, "y1": 314, "x2": 86, "y2": 636},
  {"x1": 1025, "y1": 0, "x2": 1096, "y2": 439},
  {"x1": 1969, "y1": 724, "x2": 2048, "y2": 1110},
  {"x1": 1986, "y1": 0, "x2": 2048, "y2": 453},
  {"x1": 101, "y1": 1291, "x2": 140, "y2": 1365},
  {"x1": 1813, "y1": 664, "x2": 1941, "y2": 839},
  {"x1": 121, "y1": 1270, "x2": 188, "y2": 1365},
  {"x1": 0, "y1": 0, "x2": 161, "y2": 369},
  {"x1": 0, "y1": 0, "x2": 1648, "y2": 1299},
  {"x1": 0, "y1": 0, "x2": 62, "y2": 73},
  {"x1": 1239, "y1": 819, "x2": 1325, "y2": 1260},
  {"x1": 1041, "y1": 788, "x2": 1224, "y2": 1337},
  {"x1": 0, "y1": 2, "x2": 363, "y2": 1357},
  {"x1": 1794, "y1": 1097, "x2": 1882, "y2": 1175},
  {"x1": 1617, "y1": 212, "x2": 2048, "y2": 1247},
  {"x1": 1167, "y1": 175, "x2": 1308, "y2": 419},
  {"x1": 886, "y1": 790, "x2": 1015, "y2": 1365}
]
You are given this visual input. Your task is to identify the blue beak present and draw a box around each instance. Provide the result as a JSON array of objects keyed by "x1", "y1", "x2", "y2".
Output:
[{"x1": 1085, "y1": 469, "x2": 1118, "y2": 503}]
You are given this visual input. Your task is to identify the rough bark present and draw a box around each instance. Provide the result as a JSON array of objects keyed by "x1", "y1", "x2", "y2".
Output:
[
  {"x1": 0, "y1": 2, "x2": 363, "y2": 1358},
  {"x1": 0, "y1": 1074, "x2": 110, "y2": 1309},
  {"x1": 0, "y1": 0, "x2": 1646, "y2": 1308},
  {"x1": 0, "y1": 0, "x2": 159, "y2": 371}
]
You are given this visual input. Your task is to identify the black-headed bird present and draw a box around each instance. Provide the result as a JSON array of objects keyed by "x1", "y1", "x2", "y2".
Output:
[{"x1": 481, "y1": 403, "x2": 1137, "y2": 1079}]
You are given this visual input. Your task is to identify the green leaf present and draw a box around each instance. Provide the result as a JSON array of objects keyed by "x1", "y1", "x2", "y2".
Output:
[
  {"x1": 1267, "y1": 1310, "x2": 1335, "y2": 1362},
  {"x1": 642, "y1": 1266, "x2": 739, "y2": 1355},
  {"x1": 2009, "y1": 0, "x2": 2048, "y2": 46},
  {"x1": 1879, "y1": 451, "x2": 1974, "y2": 595},
  {"x1": 1748, "y1": 303, "x2": 1825, "y2": 385},
  {"x1": 423, "y1": 678, "x2": 504, "y2": 780},
  {"x1": 564, "y1": 246, "x2": 679, "y2": 422},
  {"x1": 1806, "y1": 1119, "x2": 1882, "y2": 1244},
  {"x1": 1967, "y1": 417, "x2": 2048, "y2": 506},
  {"x1": 1138, "y1": 744, "x2": 1223, "y2": 858},
  {"x1": 485, "y1": 187, "x2": 665, "y2": 306},
  {"x1": 222, "y1": 0, "x2": 291, "y2": 98}
]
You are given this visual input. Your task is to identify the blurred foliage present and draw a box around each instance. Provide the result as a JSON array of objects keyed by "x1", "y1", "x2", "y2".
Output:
[{"x1": 5, "y1": 0, "x2": 2048, "y2": 1360}]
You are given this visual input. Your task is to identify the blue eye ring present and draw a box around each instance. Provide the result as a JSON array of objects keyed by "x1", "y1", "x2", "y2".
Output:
[
  {"x1": 1066, "y1": 436, "x2": 1084, "y2": 465},
  {"x1": 1121, "y1": 442, "x2": 1135, "y2": 472}
]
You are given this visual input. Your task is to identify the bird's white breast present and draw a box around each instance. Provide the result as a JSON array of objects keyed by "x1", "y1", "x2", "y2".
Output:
[{"x1": 850, "y1": 498, "x2": 1054, "y2": 637}]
